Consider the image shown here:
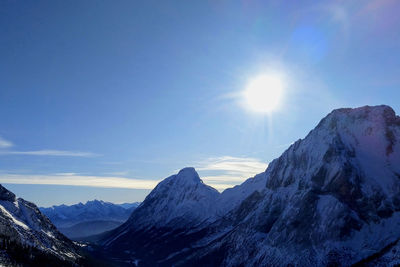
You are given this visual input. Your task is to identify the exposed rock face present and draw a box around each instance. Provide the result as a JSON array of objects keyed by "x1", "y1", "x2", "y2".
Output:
[
  {"x1": 101, "y1": 105, "x2": 400, "y2": 266},
  {"x1": 0, "y1": 184, "x2": 81, "y2": 264},
  {"x1": 0, "y1": 186, "x2": 15, "y2": 202}
]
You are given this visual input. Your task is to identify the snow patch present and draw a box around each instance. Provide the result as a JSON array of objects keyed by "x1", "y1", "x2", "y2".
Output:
[{"x1": 0, "y1": 204, "x2": 29, "y2": 230}]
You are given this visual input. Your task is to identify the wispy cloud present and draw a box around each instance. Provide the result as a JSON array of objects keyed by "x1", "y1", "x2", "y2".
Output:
[
  {"x1": 0, "y1": 156, "x2": 267, "y2": 191},
  {"x1": 0, "y1": 136, "x2": 100, "y2": 157},
  {"x1": 0, "y1": 137, "x2": 13, "y2": 149},
  {"x1": 0, "y1": 172, "x2": 252, "y2": 192},
  {"x1": 0, "y1": 173, "x2": 159, "y2": 189},
  {"x1": 196, "y1": 156, "x2": 267, "y2": 190},
  {"x1": 0, "y1": 150, "x2": 100, "y2": 157}
]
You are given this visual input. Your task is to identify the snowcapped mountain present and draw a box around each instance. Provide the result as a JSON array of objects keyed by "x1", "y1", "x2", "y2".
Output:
[
  {"x1": 40, "y1": 200, "x2": 140, "y2": 240},
  {"x1": 0, "y1": 184, "x2": 81, "y2": 265},
  {"x1": 99, "y1": 105, "x2": 400, "y2": 266},
  {"x1": 98, "y1": 167, "x2": 222, "y2": 263},
  {"x1": 125, "y1": 167, "x2": 219, "y2": 229}
]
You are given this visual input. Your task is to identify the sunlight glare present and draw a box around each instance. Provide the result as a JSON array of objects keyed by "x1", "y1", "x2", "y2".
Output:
[{"x1": 243, "y1": 73, "x2": 285, "y2": 114}]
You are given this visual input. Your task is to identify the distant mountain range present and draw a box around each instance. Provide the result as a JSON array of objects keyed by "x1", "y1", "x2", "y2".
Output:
[
  {"x1": 40, "y1": 200, "x2": 140, "y2": 240},
  {"x1": 97, "y1": 105, "x2": 400, "y2": 266}
]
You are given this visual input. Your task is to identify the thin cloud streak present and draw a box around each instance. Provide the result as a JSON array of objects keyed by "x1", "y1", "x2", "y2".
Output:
[
  {"x1": 0, "y1": 137, "x2": 13, "y2": 148},
  {"x1": 0, "y1": 174, "x2": 159, "y2": 189},
  {"x1": 0, "y1": 150, "x2": 101, "y2": 157},
  {"x1": 0, "y1": 156, "x2": 268, "y2": 191},
  {"x1": 0, "y1": 172, "x2": 256, "y2": 192}
]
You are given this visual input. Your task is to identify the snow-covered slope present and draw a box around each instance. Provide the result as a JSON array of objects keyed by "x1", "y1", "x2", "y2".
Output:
[
  {"x1": 127, "y1": 167, "x2": 219, "y2": 228},
  {"x1": 104, "y1": 167, "x2": 219, "y2": 240},
  {"x1": 99, "y1": 105, "x2": 400, "y2": 266},
  {"x1": 98, "y1": 167, "x2": 222, "y2": 262},
  {"x1": 216, "y1": 171, "x2": 268, "y2": 216},
  {"x1": 0, "y1": 184, "x2": 81, "y2": 264}
]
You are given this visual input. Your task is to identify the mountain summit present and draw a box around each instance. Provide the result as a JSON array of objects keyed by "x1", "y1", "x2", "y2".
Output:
[
  {"x1": 99, "y1": 105, "x2": 400, "y2": 266},
  {"x1": 114, "y1": 167, "x2": 219, "y2": 232}
]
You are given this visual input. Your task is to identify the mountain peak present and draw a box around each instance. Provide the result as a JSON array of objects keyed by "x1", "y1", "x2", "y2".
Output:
[
  {"x1": 305, "y1": 104, "x2": 400, "y2": 159},
  {"x1": 263, "y1": 104, "x2": 400, "y2": 200},
  {"x1": 333, "y1": 104, "x2": 394, "y2": 114},
  {"x1": 109, "y1": 168, "x2": 219, "y2": 232},
  {"x1": 153, "y1": 167, "x2": 217, "y2": 200},
  {"x1": 174, "y1": 167, "x2": 202, "y2": 184},
  {"x1": 178, "y1": 166, "x2": 197, "y2": 174},
  {"x1": 318, "y1": 105, "x2": 399, "y2": 130}
]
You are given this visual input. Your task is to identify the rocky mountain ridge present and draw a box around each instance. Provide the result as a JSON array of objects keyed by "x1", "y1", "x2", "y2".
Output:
[
  {"x1": 99, "y1": 105, "x2": 400, "y2": 266},
  {"x1": 0, "y1": 184, "x2": 81, "y2": 265}
]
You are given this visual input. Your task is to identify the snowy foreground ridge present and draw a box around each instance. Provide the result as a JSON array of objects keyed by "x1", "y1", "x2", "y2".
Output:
[
  {"x1": 99, "y1": 105, "x2": 400, "y2": 266},
  {"x1": 0, "y1": 185, "x2": 81, "y2": 265}
]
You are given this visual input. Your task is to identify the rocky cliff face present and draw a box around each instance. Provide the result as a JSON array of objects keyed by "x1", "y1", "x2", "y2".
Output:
[
  {"x1": 101, "y1": 105, "x2": 400, "y2": 266},
  {"x1": 0, "y1": 184, "x2": 81, "y2": 265}
]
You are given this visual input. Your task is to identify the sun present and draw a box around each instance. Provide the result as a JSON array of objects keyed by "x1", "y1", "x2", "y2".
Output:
[{"x1": 243, "y1": 73, "x2": 285, "y2": 114}]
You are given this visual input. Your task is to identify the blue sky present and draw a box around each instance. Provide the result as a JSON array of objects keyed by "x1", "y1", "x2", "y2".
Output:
[{"x1": 1, "y1": 0, "x2": 400, "y2": 206}]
